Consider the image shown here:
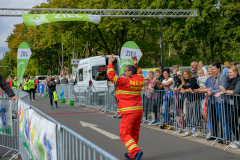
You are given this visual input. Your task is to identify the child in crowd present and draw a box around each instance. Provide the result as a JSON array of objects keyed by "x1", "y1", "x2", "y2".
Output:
[
  {"x1": 197, "y1": 69, "x2": 208, "y2": 128},
  {"x1": 197, "y1": 69, "x2": 207, "y2": 88}
]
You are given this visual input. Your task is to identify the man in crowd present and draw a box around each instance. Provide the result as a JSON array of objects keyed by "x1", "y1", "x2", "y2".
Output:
[
  {"x1": 0, "y1": 73, "x2": 18, "y2": 102},
  {"x1": 191, "y1": 61, "x2": 198, "y2": 78},
  {"x1": 61, "y1": 75, "x2": 69, "y2": 84},
  {"x1": 54, "y1": 76, "x2": 60, "y2": 84},
  {"x1": 35, "y1": 77, "x2": 38, "y2": 93},
  {"x1": 12, "y1": 77, "x2": 17, "y2": 89},
  {"x1": 107, "y1": 54, "x2": 144, "y2": 160},
  {"x1": 29, "y1": 76, "x2": 35, "y2": 101},
  {"x1": 23, "y1": 77, "x2": 30, "y2": 93},
  {"x1": 230, "y1": 62, "x2": 238, "y2": 67}
]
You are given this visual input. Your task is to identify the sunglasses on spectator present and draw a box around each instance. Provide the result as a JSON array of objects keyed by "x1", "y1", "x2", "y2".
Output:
[{"x1": 144, "y1": 79, "x2": 149, "y2": 80}]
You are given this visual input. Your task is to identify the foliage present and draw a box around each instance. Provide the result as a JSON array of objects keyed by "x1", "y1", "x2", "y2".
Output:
[{"x1": 1, "y1": 0, "x2": 240, "y2": 77}]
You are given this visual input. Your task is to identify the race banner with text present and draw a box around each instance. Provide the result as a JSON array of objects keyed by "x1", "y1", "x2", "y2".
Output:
[
  {"x1": 17, "y1": 42, "x2": 32, "y2": 96},
  {"x1": 23, "y1": 14, "x2": 101, "y2": 27},
  {"x1": 120, "y1": 41, "x2": 142, "y2": 75},
  {"x1": 0, "y1": 100, "x2": 12, "y2": 135}
]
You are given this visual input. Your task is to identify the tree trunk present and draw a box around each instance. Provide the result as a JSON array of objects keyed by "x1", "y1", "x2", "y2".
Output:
[
  {"x1": 38, "y1": 54, "x2": 40, "y2": 74},
  {"x1": 209, "y1": 40, "x2": 214, "y2": 64},
  {"x1": 201, "y1": 39, "x2": 207, "y2": 65},
  {"x1": 58, "y1": 53, "x2": 62, "y2": 74},
  {"x1": 218, "y1": 41, "x2": 222, "y2": 63},
  {"x1": 155, "y1": 45, "x2": 158, "y2": 67}
]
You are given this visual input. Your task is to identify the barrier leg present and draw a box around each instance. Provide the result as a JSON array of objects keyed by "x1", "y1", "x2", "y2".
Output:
[
  {"x1": 9, "y1": 152, "x2": 20, "y2": 160},
  {"x1": 211, "y1": 138, "x2": 218, "y2": 146},
  {"x1": 1, "y1": 149, "x2": 13, "y2": 158}
]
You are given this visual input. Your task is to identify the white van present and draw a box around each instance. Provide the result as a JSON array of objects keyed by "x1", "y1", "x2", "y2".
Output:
[{"x1": 74, "y1": 55, "x2": 120, "y2": 94}]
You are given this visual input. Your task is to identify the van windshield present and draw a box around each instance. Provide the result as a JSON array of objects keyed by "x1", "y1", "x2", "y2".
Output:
[
  {"x1": 38, "y1": 77, "x2": 47, "y2": 80},
  {"x1": 92, "y1": 66, "x2": 107, "y2": 81}
]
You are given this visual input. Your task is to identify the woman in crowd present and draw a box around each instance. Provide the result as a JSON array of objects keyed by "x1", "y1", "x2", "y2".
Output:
[
  {"x1": 181, "y1": 69, "x2": 200, "y2": 137},
  {"x1": 147, "y1": 71, "x2": 158, "y2": 125},
  {"x1": 6, "y1": 77, "x2": 12, "y2": 88},
  {"x1": 47, "y1": 76, "x2": 58, "y2": 109},
  {"x1": 214, "y1": 66, "x2": 240, "y2": 148},
  {"x1": 142, "y1": 76, "x2": 150, "y2": 121},
  {"x1": 156, "y1": 68, "x2": 174, "y2": 123},
  {"x1": 223, "y1": 61, "x2": 230, "y2": 77},
  {"x1": 198, "y1": 61, "x2": 207, "y2": 75},
  {"x1": 208, "y1": 62, "x2": 230, "y2": 143},
  {"x1": 172, "y1": 71, "x2": 183, "y2": 130},
  {"x1": 173, "y1": 65, "x2": 181, "y2": 89},
  {"x1": 193, "y1": 66, "x2": 214, "y2": 139},
  {"x1": 154, "y1": 69, "x2": 164, "y2": 120}
]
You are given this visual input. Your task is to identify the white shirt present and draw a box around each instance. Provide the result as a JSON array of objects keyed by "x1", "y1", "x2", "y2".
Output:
[
  {"x1": 162, "y1": 78, "x2": 174, "y2": 90},
  {"x1": 201, "y1": 66, "x2": 207, "y2": 75}
]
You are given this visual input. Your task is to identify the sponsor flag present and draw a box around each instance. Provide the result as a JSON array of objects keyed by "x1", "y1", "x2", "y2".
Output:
[
  {"x1": 22, "y1": 14, "x2": 101, "y2": 27},
  {"x1": 120, "y1": 41, "x2": 142, "y2": 75},
  {"x1": 17, "y1": 42, "x2": 32, "y2": 96}
]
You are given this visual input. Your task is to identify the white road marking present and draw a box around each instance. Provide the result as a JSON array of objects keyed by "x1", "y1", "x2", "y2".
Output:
[{"x1": 80, "y1": 121, "x2": 120, "y2": 139}]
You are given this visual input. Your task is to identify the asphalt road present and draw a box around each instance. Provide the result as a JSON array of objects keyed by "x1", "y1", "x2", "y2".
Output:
[{"x1": 30, "y1": 95, "x2": 240, "y2": 160}]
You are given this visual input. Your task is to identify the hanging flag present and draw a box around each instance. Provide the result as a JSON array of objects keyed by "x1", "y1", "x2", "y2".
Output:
[
  {"x1": 22, "y1": 14, "x2": 101, "y2": 27},
  {"x1": 17, "y1": 42, "x2": 32, "y2": 96},
  {"x1": 120, "y1": 41, "x2": 142, "y2": 75}
]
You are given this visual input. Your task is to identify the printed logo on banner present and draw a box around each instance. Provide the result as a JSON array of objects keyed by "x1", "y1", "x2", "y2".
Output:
[
  {"x1": 36, "y1": 136, "x2": 45, "y2": 159},
  {"x1": 0, "y1": 105, "x2": 6, "y2": 125},
  {"x1": 25, "y1": 119, "x2": 29, "y2": 138},
  {"x1": 125, "y1": 50, "x2": 137, "y2": 58},
  {"x1": 0, "y1": 101, "x2": 12, "y2": 135},
  {"x1": 44, "y1": 133, "x2": 53, "y2": 160},
  {"x1": 29, "y1": 15, "x2": 48, "y2": 26},
  {"x1": 21, "y1": 51, "x2": 29, "y2": 57},
  {"x1": 88, "y1": 15, "x2": 100, "y2": 23}
]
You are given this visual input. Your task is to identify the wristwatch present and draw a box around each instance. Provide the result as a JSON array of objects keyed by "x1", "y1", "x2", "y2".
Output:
[{"x1": 225, "y1": 90, "x2": 227, "y2": 94}]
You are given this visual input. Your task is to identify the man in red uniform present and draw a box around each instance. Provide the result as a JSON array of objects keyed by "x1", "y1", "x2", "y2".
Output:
[{"x1": 107, "y1": 54, "x2": 144, "y2": 160}]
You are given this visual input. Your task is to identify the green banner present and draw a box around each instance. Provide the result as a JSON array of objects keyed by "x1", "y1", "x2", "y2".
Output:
[
  {"x1": 17, "y1": 42, "x2": 32, "y2": 95},
  {"x1": 120, "y1": 41, "x2": 142, "y2": 75},
  {"x1": 22, "y1": 14, "x2": 101, "y2": 27}
]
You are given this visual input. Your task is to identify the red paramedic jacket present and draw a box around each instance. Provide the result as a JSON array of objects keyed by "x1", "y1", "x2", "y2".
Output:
[{"x1": 107, "y1": 64, "x2": 144, "y2": 115}]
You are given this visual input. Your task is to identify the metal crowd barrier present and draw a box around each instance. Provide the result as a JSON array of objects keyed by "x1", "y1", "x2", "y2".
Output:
[
  {"x1": 35, "y1": 84, "x2": 240, "y2": 150},
  {"x1": 55, "y1": 84, "x2": 75, "y2": 103},
  {"x1": 0, "y1": 95, "x2": 118, "y2": 159},
  {"x1": 12, "y1": 88, "x2": 30, "y2": 105},
  {"x1": 0, "y1": 98, "x2": 19, "y2": 159},
  {"x1": 141, "y1": 89, "x2": 240, "y2": 150}
]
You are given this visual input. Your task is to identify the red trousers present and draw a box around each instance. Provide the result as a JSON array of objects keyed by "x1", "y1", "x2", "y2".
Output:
[{"x1": 119, "y1": 112, "x2": 143, "y2": 159}]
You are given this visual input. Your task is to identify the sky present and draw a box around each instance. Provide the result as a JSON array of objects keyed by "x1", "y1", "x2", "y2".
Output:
[{"x1": 0, "y1": 0, "x2": 48, "y2": 59}]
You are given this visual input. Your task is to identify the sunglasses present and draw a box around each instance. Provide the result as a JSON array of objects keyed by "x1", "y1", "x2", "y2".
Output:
[{"x1": 144, "y1": 79, "x2": 149, "y2": 80}]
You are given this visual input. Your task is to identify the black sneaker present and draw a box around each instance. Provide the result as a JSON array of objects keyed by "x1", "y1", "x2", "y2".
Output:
[
  {"x1": 207, "y1": 137, "x2": 216, "y2": 141},
  {"x1": 124, "y1": 153, "x2": 130, "y2": 159},
  {"x1": 218, "y1": 139, "x2": 229, "y2": 145},
  {"x1": 113, "y1": 115, "x2": 122, "y2": 119},
  {"x1": 159, "y1": 124, "x2": 166, "y2": 129},
  {"x1": 133, "y1": 151, "x2": 143, "y2": 160}
]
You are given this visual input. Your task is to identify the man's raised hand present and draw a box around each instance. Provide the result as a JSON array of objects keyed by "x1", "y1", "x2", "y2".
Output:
[
  {"x1": 108, "y1": 54, "x2": 116, "y2": 64},
  {"x1": 132, "y1": 57, "x2": 138, "y2": 66}
]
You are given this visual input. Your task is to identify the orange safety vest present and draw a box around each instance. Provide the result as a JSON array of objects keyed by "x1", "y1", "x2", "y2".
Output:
[{"x1": 107, "y1": 64, "x2": 144, "y2": 115}]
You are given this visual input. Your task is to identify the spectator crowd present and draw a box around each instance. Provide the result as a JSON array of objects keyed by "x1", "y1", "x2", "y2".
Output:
[
  {"x1": 2, "y1": 60, "x2": 240, "y2": 149},
  {"x1": 142, "y1": 61, "x2": 240, "y2": 149}
]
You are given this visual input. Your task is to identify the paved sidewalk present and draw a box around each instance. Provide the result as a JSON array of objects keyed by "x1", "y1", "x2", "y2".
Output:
[{"x1": 0, "y1": 146, "x2": 21, "y2": 160}]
